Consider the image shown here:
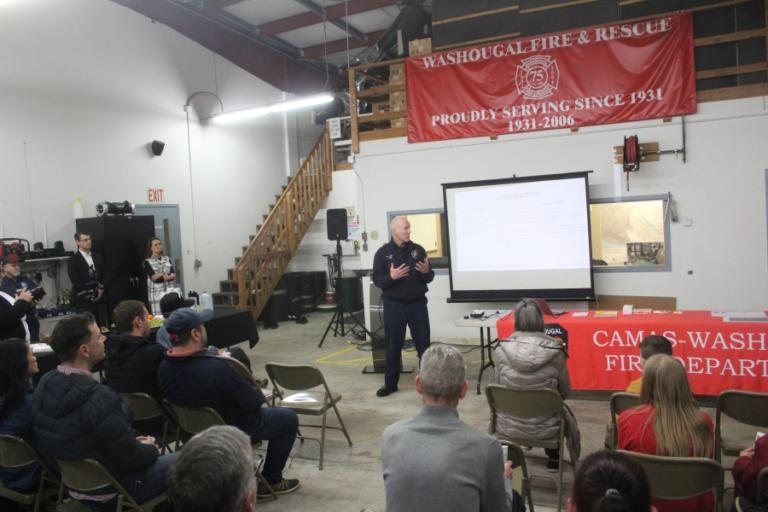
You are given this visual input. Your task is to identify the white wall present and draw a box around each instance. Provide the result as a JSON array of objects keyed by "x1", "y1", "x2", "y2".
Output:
[
  {"x1": 321, "y1": 96, "x2": 768, "y2": 341},
  {"x1": 0, "y1": 0, "x2": 299, "y2": 295}
]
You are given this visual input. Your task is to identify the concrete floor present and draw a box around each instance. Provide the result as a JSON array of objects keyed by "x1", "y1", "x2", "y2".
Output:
[{"x1": 241, "y1": 311, "x2": 738, "y2": 512}]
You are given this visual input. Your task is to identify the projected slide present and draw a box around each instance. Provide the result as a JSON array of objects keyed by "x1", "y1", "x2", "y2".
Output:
[{"x1": 443, "y1": 172, "x2": 594, "y2": 301}]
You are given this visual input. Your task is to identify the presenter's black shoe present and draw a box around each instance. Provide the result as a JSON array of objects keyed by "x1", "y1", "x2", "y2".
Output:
[
  {"x1": 376, "y1": 386, "x2": 398, "y2": 397},
  {"x1": 257, "y1": 478, "x2": 300, "y2": 499}
]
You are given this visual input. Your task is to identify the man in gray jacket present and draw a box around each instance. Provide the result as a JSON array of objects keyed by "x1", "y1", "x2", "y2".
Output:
[{"x1": 381, "y1": 344, "x2": 519, "y2": 512}]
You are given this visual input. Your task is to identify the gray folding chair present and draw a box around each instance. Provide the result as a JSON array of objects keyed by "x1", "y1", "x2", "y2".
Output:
[
  {"x1": 56, "y1": 458, "x2": 167, "y2": 512},
  {"x1": 606, "y1": 392, "x2": 640, "y2": 449},
  {"x1": 500, "y1": 440, "x2": 535, "y2": 512},
  {"x1": 119, "y1": 393, "x2": 174, "y2": 454},
  {"x1": 163, "y1": 400, "x2": 276, "y2": 500},
  {"x1": 486, "y1": 384, "x2": 567, "y2": 512},
  {"x1": 715, "y1": 390, "x2": 768, "y2": 465},
  {"x1": 618, "y1": 450, "x2": 724, "y2": 512},
  {"x1": 266, "y1": 362, "x2": 352, "y2": 470},
  {"x1": 0, "y1": 434, "x2": 58, "y2": 512}
]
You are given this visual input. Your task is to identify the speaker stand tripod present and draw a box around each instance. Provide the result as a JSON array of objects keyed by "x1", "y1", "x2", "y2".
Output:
[{"x1": 319, "y1": 238, "x2": 375, "y2": 348}]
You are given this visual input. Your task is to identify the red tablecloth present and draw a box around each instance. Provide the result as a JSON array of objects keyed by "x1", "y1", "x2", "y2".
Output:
[{"x1": 497, "y1": 310, "x2": 768, "y2": 395}]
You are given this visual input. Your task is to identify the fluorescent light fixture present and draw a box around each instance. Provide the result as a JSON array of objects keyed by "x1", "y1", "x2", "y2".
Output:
[{"x1": 213, "y1": 94, "x2": 334, "y2": 124}]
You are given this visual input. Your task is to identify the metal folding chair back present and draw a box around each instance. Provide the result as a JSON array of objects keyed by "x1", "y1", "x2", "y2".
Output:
[
  {"x1": 162, "y1": 400, "x2": 277, "y2": 500},
  {"x1": 265, "y1": 363, "x2": 352, "y2": 469},
  {"x1": 0, "y1": 434, "x2": 58, "y2": 512},
  {"x1": 500, "y1": 440, "x2": 535, "y2": 512},
  {"x1": 757, "y1": 466, "x2": 768, "y2": 506},
  {"x1": 120, "y1": 393, "x2": 172, "y2": 453},
  {"x1": 56, "y1": 458, "x2": 167, "y2": 512},
  {"x1": 485, "y1": 384, "x2": 566, "y2": 512},
  {"x1": 715, "y1": 390, "x2": 768, "y2": 463},
  {"x1": 618, "y1": 450, "x2": 724, "y2": 511},
  {"x1": 608, "y1": 392, "x2": 640, "y2": 449}
]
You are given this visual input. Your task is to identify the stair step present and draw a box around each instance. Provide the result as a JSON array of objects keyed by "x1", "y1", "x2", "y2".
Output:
[
  {"x1": 242, "y1": 246, "x2": 248, "y2": 254},
  {"x1": 235, "y1": 256, "x2": 242, "y2": 265},
  {"x1": 219, "y1": 280, "x2": 239, "y2": 293},
  {"x1": 212, "y1": 291, "x2": 238, "y2": 306},
  {"x1": 227, "y1": 268, "x2": 235, "y2": 280},
  {"x1": 249, "y1": 234, "x2": 255, "y2": 242}
]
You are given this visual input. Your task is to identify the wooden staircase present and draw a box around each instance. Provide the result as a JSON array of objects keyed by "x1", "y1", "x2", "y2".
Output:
[{"x1": 213, "y1": 130, "x2": 334, "y2": 318}]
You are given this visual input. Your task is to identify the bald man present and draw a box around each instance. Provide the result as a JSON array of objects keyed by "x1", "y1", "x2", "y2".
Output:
[{"x1": 372, "y1": 216, "x2": 434, "y2": 397}]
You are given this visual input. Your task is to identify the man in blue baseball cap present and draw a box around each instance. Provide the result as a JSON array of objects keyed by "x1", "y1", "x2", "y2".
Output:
[{"x1": 157, "y1": 308, "x2": 300, "y2": 499}]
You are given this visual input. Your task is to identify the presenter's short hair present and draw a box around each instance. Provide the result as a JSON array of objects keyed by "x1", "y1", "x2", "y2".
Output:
[
  {"x1": 419, "y1": 344, "x2": 466, "y2": 401},
  {"x1": 639, "y1": 335, "x2": 673, "y2": 360},
  {"x1": 514, "y1": 299, "x2": 544, "y2": 332},
  {"x1": 168, "y1": 425, "x2": 254, "y2": 512}
]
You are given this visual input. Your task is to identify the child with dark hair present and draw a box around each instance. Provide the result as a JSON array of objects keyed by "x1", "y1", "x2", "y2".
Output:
[
  {"x1": 626, "y1": 335, "x2": 673, "y2": 395},
  {"x1": 0, "y1": 338, "x2": 41, "y2": 491},
  {"x1": 568, "y1": 450, "x2": 654, "y2": 512}
]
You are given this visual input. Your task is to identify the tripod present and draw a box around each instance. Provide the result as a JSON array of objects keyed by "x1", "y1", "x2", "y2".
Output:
[{"x1": 319, "y1": 238, "x2": 374, "y2": 347}]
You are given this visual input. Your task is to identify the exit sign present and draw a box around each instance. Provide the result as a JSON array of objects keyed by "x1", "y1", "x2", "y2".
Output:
[{"x1": 148, "y1": 189, "x2": 165, "y2": 203}]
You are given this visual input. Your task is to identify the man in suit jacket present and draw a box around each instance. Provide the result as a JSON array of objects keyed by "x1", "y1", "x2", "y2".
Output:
[{"x1": 68, "y1": 231, "x2": 107, "y2": 325}]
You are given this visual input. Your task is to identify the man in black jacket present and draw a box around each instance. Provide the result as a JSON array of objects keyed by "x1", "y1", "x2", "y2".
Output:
[
  {"x1": 31, "y1": 313, "x2": 176, "y2": 507},
  {"x1": 158, "y1": 308, "x2": 300, "y2": 499},
  {"x1": 0, "y1": 280, "x2": 35, "y2": 341},
  {"x1": 67, "y1": 231, "x2": 106, "y2": 325},
  {"x1": 372, "y1": 216, "x2": 434, "y2": 397},
  {"x1": 105, "y1": 300, "x2": 165, "y2": 399}
]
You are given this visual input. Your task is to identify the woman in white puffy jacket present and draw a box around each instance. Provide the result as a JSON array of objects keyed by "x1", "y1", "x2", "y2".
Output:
[{"x1": 492, "y1": 298, "x2": 579, "y2": 471}]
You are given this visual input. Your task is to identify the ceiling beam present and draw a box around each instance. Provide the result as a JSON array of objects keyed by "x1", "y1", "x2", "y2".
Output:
[
  {"x1": 257, "y1": 0, "x2": 399, "y2": 38},
  {"x1": 110, "y1": 0, "x2": 343, "y2": 94},
  {"x1": 204, "y1": 0, "x2": 244, "y2": 9},
  {"x1": 292, "y1": 0, "x2": 369, "y2": 42},
  {"x1": 302, "y1": 29, "x2": 385, "y2": 59}
]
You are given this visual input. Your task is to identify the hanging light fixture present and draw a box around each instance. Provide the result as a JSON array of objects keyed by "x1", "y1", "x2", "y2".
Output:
[{"x1": 212, "y1": 94, "x2": 335, "y2": 124}]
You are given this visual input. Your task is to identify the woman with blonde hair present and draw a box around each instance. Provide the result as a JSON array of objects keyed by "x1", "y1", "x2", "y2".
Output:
[{"x1": 618, "y1": 354, "x2": 714, "y2": 512}]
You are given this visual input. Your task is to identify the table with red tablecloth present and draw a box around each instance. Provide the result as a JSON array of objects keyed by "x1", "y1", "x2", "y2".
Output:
[{"x1": 496, "y1": 310, "x2": 768, "y2": 395}]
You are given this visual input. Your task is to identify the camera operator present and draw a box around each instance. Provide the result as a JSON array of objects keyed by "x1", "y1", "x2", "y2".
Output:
[
  {"x1": 0, "y1": 279, "x2": 36, "y2": 341},
  {"x1": 0, "y1": 254, "x2": 42, "y2": 341},
  {"x1": 68, "y1": 231, "x2": 107, "y2": 326}
]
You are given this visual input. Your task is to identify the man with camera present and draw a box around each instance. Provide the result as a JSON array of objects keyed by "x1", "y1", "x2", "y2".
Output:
[
  {"x1": 1, "y1": 253, "x2": 43, "y2": 341},
  {"x1": 0, "y1": 254, "x2": 38, "y2": 341},
  {"x1": 68, "y1": 231, "x2": 106, "y2": 325}
]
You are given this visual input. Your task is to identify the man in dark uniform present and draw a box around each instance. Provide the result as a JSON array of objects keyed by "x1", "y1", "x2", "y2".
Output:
[
  {"x1": 372, "y1": 216, "x2": 434, "y2": 397},
  {"x1": 67, "y1": 231, "x2": 107, "y2": 325},
  {"x1": 1, "y1": 253, "x2": 42, "y2": 341}
]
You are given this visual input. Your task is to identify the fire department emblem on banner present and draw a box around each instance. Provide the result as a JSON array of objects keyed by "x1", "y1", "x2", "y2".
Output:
[{"x1": 515, "y1": 55, "x2": 559, "y2": 100}]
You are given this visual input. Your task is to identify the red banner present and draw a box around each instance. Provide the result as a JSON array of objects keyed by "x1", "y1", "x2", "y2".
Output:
[
  {"x1": 406, "y1": 13, "x2": 696, "y2": 143},
  {"x1": 496, "y1": 311, "x2": 768, "y2": 396}
]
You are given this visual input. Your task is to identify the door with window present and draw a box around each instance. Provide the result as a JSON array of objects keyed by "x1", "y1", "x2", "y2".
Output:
[{"x1": 134, "y1": 204, "x2": 184, "y2": 291}]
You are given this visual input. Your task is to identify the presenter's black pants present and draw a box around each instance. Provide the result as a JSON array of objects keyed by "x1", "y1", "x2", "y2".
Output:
[{"x1": 383, "y1": 297, "x2": 430, "y2": 390}]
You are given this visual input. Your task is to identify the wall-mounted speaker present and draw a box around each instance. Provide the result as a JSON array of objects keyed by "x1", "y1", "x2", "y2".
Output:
[
  {"x1": 150, "y1": 140, "x2": 165, "y2": 157},
  {"x1": 326, "y1": 208, "x2": 348, "y2": 241}
]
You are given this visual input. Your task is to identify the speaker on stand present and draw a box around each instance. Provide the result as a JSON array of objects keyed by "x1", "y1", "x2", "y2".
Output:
[{"x1": 319, "y1": 209, "x2": 375, "y2": 347}]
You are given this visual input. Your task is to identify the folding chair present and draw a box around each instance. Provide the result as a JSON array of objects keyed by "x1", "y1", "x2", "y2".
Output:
[
  {"x1": 500, "y1": 440, "x2": 535, "y2": 512},
  {"x1": 715, "y1": 390, "x2": 768, "y2": 465},
  {"x1": 119, "y1": 393, "x2": 174, "y2": 454},
  {"x1": 486, "y1": 384, "x2": 567, "y2": 512},
  {"x1": 162, "y1": 400, "x2": 276, "y2": 500},
  {"x1": 265, "y1": 363, "x2": 352, "y2": 470},
  {"x1": 618, "y1": 450, "x2": 724, "y2": 512},
  {"x1": 56, "y1": 458, "x2": 167, "y2": 512},
  {"x1": 0, "y1": 434, "x2": 58, "y2": 512},
  {"x1": 606, "y1": 392, "x2": 640, "y2": 449},
  {"x1": 757, "y1": 466, "x2": 768, "y2": 506}
]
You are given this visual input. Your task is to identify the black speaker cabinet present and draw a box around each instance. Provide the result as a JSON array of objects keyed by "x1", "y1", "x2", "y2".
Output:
[
  {"x1": 75, "y1": 216, "x2": 155, "y2": 317},
  {"x1": 326, "y1": 208, "x2": 348, "y2": 240}
]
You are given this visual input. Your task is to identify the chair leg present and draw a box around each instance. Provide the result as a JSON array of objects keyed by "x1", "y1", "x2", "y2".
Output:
[
  {"x1": 255, "y1": 470, "x2": 277, "y2": 500},
  {"x1": 332, "y1": 402, "x2": 353, "y2": 446},
  {"x1": 160, "y1": 421, "x2": 169, "y2": 455},
  {"x1": 319, "y1": 410, "x2": 328, "y2": 470},
  {"x1": 33, "y1": 470, "x2": 45, "y2": 512},
  {"x1": 556, "y1": 445, "x2": 564, "y2": 512}
]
